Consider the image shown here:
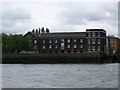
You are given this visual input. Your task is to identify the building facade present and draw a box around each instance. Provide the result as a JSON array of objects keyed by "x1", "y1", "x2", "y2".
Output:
[
  {"x1": 86, "y1": 29, "x2": 106, "y2": 53},
  {"x1": 24, "y1": 29, "x2": 106, "y2": 54},
  {"x1": 108, "y1": 36, "x2": 120, "y2": 53}
]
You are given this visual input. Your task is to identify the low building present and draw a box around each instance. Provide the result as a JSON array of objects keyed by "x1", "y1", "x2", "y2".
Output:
[
  {"x1": 108, "y1": 36, "x2": 120, "y2": 54},
  {"x1": 24, "y1": 29, "x2": 106, "y2": 54}
]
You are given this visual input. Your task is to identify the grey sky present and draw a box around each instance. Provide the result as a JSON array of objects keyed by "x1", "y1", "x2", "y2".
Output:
[{"x1": 1, "y1": 0, "x2": 119, "y2": 36}]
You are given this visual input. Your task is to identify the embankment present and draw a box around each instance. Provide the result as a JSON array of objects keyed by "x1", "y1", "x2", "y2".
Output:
[{"x1": 2, "y1": 53, "x2": 116, "y2": 64}]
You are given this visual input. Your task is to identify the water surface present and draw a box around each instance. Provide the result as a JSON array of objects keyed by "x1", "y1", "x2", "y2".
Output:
[{"x1": 2, "y1": 63, "x2": 118, "y2": 88}]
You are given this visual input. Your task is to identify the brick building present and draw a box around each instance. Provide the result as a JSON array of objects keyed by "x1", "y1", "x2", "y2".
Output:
[
  {"x1": 108, "y1": 36, "x2": 120, "y2": 53},
  {"x1": 24, "y1": 29, "x2": 106, "y2": 54}
]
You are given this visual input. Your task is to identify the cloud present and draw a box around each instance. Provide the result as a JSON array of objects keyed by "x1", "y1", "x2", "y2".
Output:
[
  {"x1": 1, "y1": 1, "x2": 118, "y2": 37},
  {"x1": 57, "y1": 2, "x2": 117, "y2": 25},
  {"x1": 2, "y1": 8, "x2": 30, "y2": 21},
  {"x1": 52, "y1": 2, "x2": 118, "y2": 36},
  {"x1": 2, "y1": 3, "x2": 31, "y2": 34}
]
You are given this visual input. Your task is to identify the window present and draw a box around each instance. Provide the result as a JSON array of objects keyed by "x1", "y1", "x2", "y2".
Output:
[
  {"x1": 34, "y1": 40, "x2": 37, "y2": 44},
  {"x1": 67, "y1": 39, "x2": 70, "y2": 43},
  {"x1": 49, "y1": 40, "x2": 52, "y2": 43},
  {"x1": 43, "y1": 45, "x2": 45, "y2": 49},
  {"x1": 97, "y1": 39, "x2": 100, "y2": 44},
  {"x1": 34, "y1": 45, "x2": 37, "y2": 49},
  {"x1": 43, "y1": 40, "x2": 45, "y2": 43},
  {"x1": 61, "y1": 39, "x2": 64, "y2": 43},
  {"x1": 55, "y1": 45, "x2": 58, "y2": 49},
  {"x1": 74, "y1": 39, "x2": 77, "y2": 43},
  {"x1": 97, "y1": 32, "x2": 100, "y2": 37},
  {"x1": 74, "y1": 44, "x2": 77, "y2": 48},
  {"x1": 92, "y1": 32, "x2": 95, "y2": 37},
  {"x1": 80, "y1": 44, "x2": 83, "y2": 48},
  {"x1": 92, "y1": 45, "x2": 95, "y2": 51},
  {"x1": 55, "y1": 40, "x2": 58, "y2": 43},
  {"x1": 61, "y1": 39, "x2": 64, "y2": 49},
  {"x1": 80, "y1": 39, "x2": 83, "y2": 43},
  {"x1": 88, "y1": 33, "x2": 91, "y2": 37},
  {"x1": 49, "y1": 45, "x2": 52, "y2": 49},
  {"x1": 113, "y1": 47, "x2": 115, "y2": 50},
  {"x1": 88, "y1": 45, "x2": 90, "y2": 51},
  {"x1": 68, "y1": 45, "x2": 70, "y2": 48},
  {"x1": 92, "y1": 38, "x2": 95, "y2": 44},
  {"x1": 97, "y1": 46, "x2": 100, "y2": 51},
  {"x1": 88, "y1": 39, "x2": 90, "y2": 44}
]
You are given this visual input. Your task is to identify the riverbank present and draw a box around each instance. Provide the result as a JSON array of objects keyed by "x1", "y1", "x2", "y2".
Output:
[{"x1": 2, "y1": 53, "x2": 118, "y2": 64}]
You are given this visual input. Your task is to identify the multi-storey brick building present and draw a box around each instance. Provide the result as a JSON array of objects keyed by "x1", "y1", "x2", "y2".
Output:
[
  {"x1": 24, "y1": 29, "x2": 106, "y2": 54},
  {"x1": 108, "y1": 36, "x2": 120, "y2": 53},
  {"x1": 86, "y1": 29, "x2": 106, "y2": 53}
]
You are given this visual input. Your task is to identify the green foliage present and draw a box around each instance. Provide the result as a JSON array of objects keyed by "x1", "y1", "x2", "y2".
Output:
[
  {"x1": 1, "y1": 33, "x2": 31, "y2": 53},
  {"x1": 41, "y1": 27, "x2": 45, "y2": 33},
  {"x1": 0, "y1": 34, "x2": 2, "y2": 53},
  {"x1": 32, "y1": 29, "x2": 35, "y2": 33},
  {"x1": 36, "y1": 29, "x2": 38, "y2": 33},
  {"x1": 46, "y1": 28, "x2": 50, "y2": 33},
  {"x1": 39, "y1": 28, "x2": 41, "y2": 33}
]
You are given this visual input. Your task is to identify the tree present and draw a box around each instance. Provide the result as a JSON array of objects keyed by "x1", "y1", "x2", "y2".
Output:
[
  {"x1": 0, "y1": 34, "x2": 2, "y2": 52},
  {"x1": 2, "y1": 33, "x2": 31, "y2": 53},
  {"x1": 19, "y1": 37, "x2": 31, "y2": 52},
  {"x1": 41, "y1": 27, "x2": 45, "y2": 33},
  {"x1": 32, "y1": 29, "x2": 35, "y2": 33},
  {"x1": 46, "y1": 28, "x2": 50, "y2": 33},
  {"x1": 36, "y1": 29, "x2": 38, "y2": 34},
  {"x1": 2, "y1": 33, "x2": 11, "y2": 53},
  {"x1": 39, "y1": 28, "x2": 41, "y2": 33}
]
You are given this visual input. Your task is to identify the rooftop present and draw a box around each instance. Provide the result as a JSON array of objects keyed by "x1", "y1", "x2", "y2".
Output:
[{"x1": 86, "y1": 29, "x2": 106, "y2": 32}]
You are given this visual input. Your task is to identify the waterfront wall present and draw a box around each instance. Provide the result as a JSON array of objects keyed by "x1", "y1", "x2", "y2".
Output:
[{"x1": 2, "y1": 53, "x2": 116, "y2": 64}]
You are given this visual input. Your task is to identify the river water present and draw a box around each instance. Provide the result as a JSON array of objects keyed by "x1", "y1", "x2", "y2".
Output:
[{"x1": 2, "y1": 63, "x2": 118, "y2": 88}]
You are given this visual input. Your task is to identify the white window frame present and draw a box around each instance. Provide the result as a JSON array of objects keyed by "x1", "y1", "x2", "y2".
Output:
[
  {"x1": 49, "y1": 40, "x2": 52, "y2": 43},
  {"x1": 55, "y1": 40, "x2": 58, "y2": 43},
  {"x1": 97, "y1": 39, "x2": 100, "y2": 44},
  {"x1": 92, "y1": 38, "x2": 95, "y2": 44},
  {"x1": 88, "y1": 45, "x2": 90, "y2": 51},
  {"x1": 80, "y1": 39, "x2": 83, "y2": 43},
  {"x1": 80, "y1": 44, "x2": 83, "y2": 48},
  {"x1": 97, "y1": 32, "x2": 100, "y2": 37},
  {"x1": 67, "y1": 39, "x2": 70, "y2": 43},
  {"x1": 88, "y1": 39, "x2": 90, "y2": 44},
  {"x1": 61, "y1": 39, "x2": 64, "y2": 49},
  {"x1": 34, "y1": 40, "x2": 37, "y2": 44},
  {"x1": 68, "y1": 44, "x2": 70, "y2": 48},
  {"x1": 74, "y1": 39, "x2": 77, "y2": 43},
  {"x1": 43, "y1": 40, "x2": 45, "y2": 43},
  {"x1": 97, "y1": 46, "x2": 100, "y2": 51},
  {"x1": 92, "y1": 45, "x2": 95, "y2": 51},
  {"x1": 92, "y1": 32, "x2": 95, "y2": 37},
  {"x1": 49, "y1": 45, "x2": 52, "y2": 49},
  {"x1": 43, "y1": 45, "x2": 45, "y2": 49},
  {"x1": 74, "y1": 44, "x2": 77, "y2": 48},
  {"x1": 88, "y1": 32, "x2": 91, "y2": 37},
  {"x1": 55, "y1": 45, "x2": 58, "y2": 49}
]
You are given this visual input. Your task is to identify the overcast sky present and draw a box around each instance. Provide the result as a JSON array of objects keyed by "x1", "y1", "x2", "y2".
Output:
[{"x1": 0, "y1": 0, "x2": 119, "y2": 36}]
